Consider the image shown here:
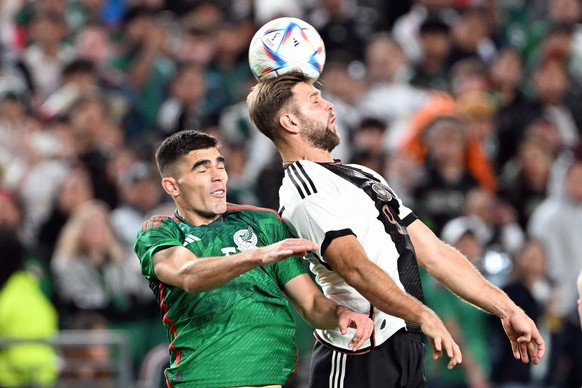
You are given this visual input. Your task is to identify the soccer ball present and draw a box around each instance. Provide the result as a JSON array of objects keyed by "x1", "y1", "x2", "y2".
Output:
[{"x1": 248, "y1": 17, "x2": 326, "y2": 81}]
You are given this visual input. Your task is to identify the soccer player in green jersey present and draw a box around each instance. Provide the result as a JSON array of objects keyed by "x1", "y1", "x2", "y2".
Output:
[{"x1": 134, "y1": 130, "x2": 373, "y2": 388}]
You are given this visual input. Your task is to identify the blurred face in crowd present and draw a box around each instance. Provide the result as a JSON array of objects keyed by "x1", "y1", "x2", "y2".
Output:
[
  {"x1": 548, "y1": 0, "x2": 582, "y2": 24},
  {"x1": 490, "y1": 49, "x2": 523, "y2": 90},
  {"x1": 533, "y1": 60, "x2": 567, "y2": 104},
  {"x1": 365, "y1": 36, "x2": 407, "y2": 83},
  {"x1": 454, "y1": 232, "x2": 483, "y2": 263},
  {"x1": 425, "y1": 118, "x2": 466, "y2": 165},
  {"x1": 57, "y1": 168, "x2": 94, "y2": 213},
  {"x1": 515, "y1": 240, "x2": 547, "y2": 281},
  {"x1": 172, "y1": 65, "x2": 206, "y2": 106}
]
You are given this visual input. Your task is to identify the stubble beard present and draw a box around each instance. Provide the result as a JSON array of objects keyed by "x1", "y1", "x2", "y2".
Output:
[{"x1": 299, "y1": 114, "x2": 340, "y2": 153}]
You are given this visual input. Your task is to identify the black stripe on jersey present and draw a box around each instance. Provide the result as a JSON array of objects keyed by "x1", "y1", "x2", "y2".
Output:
[
  {"x1": 286, "y1": 165, "x2": 306, "y2": 199},
  {"x1": 402, "y1": 212, "x2": 418, "y2": 227},
  {"x1": 321, "y1": 229, "x2": 356, "y2": 256},
  {"x1": 295, "y1": 161, "x2": 317, "y2": 194},
  {"x1": 287, "y1": 163, "x2": 317, "y2": 199}
]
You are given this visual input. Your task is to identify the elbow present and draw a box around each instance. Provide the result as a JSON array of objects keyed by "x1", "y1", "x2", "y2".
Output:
[
  {"x1": 181, "y1": 275, "x2": 207, "y2": 293},
  {"x1": 176, "y1": 264, "x2": 206, "y2": 293},
  {"x1": 416, "y1": 240, "x2": 448, "y2": 273}
]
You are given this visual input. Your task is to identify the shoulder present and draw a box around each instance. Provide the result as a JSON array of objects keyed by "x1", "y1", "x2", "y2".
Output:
[
  {"x1": 225, "y1": 203, "x2": 283, "y2": 222},
  {"x1": 281, "y1": 161, "x2": 340, "y2": 199},
  {"x1": 139, "y1": 214, "x2": 180, "y2": 232}
]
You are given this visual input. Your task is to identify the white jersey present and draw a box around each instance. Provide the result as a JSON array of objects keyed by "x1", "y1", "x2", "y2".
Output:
[{"x1": 279, "y1": 160, "x2": 421, "y2": 352}]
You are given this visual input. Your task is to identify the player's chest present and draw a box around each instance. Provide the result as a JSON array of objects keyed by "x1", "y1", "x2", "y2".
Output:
[{"x1": 179, "y1": 223, "x2": 262, "y2": 258}]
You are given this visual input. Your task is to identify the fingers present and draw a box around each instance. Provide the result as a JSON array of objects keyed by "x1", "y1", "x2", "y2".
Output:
[
  {"x1": 342, "y1": 315, "x2": 374, "y2": 351},
  {"x1": 535, "y1": 332, "x2": 546, "y2": 359},
  {"x1": 510, "y1": 339, "x2": 520, "y2": 361},
  {"x1": 517, "y1": 338, "x2": 529, "y2": 363},
  {"x1": 526, "y1": 341, "x2": 538, "y2": 365},
  {"x1": 281, "y1": 238, "x2": 318, "y2": 254},
  {"x1": 427, "y1": 335, "x2": 461, "y2": 369}
]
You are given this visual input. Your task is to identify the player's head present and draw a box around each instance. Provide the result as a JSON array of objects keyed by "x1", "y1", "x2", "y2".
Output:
[
  {"x1": 247, "y1": 71, "x2": 339, "y2": 152},
  {"x1": 155, "y1": 130, "x2": 227, "y2": 225}
]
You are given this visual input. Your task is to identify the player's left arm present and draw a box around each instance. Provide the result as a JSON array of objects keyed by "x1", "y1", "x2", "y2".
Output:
[
  {"x1": 407, "y1": 218, "x2": 545, "y2": 364},
  {"x1": 283, "y1": 274, "x2": 373, "y2": 351}
]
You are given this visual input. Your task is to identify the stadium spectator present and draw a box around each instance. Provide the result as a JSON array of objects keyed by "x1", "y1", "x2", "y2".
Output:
[
  {"x1": 498, "y1": 127, "x2": 556, "y2": 229},
  {"x1": 409, "y1": 16, "x2": 452, "y2": 92},
  {"x1": 156, "y1": 62, "x2": 207, "y2": 135},
  {"x1": 17, "y1": 11, "x2": 75, "y2": 108},
  {"x1": 37, "y1": 166, "x2": 95, "y2": 264},
  {"x1": 108, "y1": 4, "x2": 175, "y2": 137},
  {"x1": 528, "y1": 151, "x2": 582, "y2": 386},
  {"x1": 490, "y1": 240, "x2": 553, "y2": 387},
  {"x1": 51, "y1": 200, "x2": 162, "y2": 369},
  {"x1": 0, "y1": 228, "x2": 58, "y2": 387},
  {"x1": 110, "y1": 160, "x2": 162, "y2": 251},
  {"x1": 424, "y1": 217, "x2": 492, "y2": 387}
]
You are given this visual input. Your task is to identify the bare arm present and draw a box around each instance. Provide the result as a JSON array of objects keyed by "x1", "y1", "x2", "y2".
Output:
[
  {"x1": 324, "y1": 235, "x2": 462, "y2": 367},
  {"x1": 408, "y1": 219, "x2": 545, "y2": 364},
  {"x1": 283, "y1": 274, "x2": 374, "y2": 351},
  {"x1": 152, "y1": 238, "x2": 318, "y2": 293}
]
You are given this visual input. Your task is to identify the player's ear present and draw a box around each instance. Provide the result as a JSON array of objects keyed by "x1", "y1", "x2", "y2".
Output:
[
  {"x1": 279, "y1": 113, "x2": 300, "y2": 134},
  {"x1": 161, "y1": 177, "x2": 179, "y2": 197}
]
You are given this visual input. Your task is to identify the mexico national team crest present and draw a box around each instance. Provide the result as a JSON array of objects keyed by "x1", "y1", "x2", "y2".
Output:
[
  {"x1": 371, "y1": 182, "x2": 393, "y2": 202},
  {"x1": 233, "y1": 227, "x2": 258, "y2": 252}
]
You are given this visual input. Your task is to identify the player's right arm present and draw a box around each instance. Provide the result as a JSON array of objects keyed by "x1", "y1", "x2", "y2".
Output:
[
  {"x1": 152, "y1": 238, "x2": 317, "y2": 293},
  {"x1": 134, "y1": 215, "x2": 317, "y2": 293},
  {"x1": 323, "y1": 234, "x2": 462, "y2": 368}
]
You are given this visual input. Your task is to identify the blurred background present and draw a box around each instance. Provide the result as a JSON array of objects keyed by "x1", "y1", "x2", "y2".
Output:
[{"x1": 0, "y1": 0, "x2": 581, "y2": 387}]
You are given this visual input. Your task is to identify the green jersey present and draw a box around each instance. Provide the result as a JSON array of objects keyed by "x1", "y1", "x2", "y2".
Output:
[{"x1": 134, "y1": 204, "x2": 307, "y2": 387}]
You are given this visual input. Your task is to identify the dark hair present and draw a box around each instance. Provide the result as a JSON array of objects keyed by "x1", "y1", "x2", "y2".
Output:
[
  {"x1": 246, "y1": 71, "x2": 311, "y2": 144},
  {"x1": 155, "y1": 130, "x2": 218, "y2": 176},
  {"x1": 0, "y1": 228, "x2": 25, "y2": 290},
  {"x1": 358, "y1": 117, "x2": 387, "y2": 133},
  {"x1": 419, "y1": 16, "x2": 451, "y2": 35},
  {"x1": 61, "y1": 58, "x2": 96, "y2": 78}
]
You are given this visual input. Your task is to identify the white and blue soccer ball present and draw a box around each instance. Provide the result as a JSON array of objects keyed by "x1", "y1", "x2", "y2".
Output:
[{"x1": 248, "y1": 17, "x2": 326, "y2": 81}]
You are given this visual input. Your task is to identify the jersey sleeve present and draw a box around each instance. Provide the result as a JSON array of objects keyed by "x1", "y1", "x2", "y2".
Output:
[
  {"x1": 134, "y1": 215, "x2": 183, "y2": 279},
  {"x1": 284, "y1": 177, "x2": 355, "y2": 261}
]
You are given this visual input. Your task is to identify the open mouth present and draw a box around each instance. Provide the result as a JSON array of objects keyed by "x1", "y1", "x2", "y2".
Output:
[{"x1": 211, "y1": 189, "x2": 226, "y2": 197}]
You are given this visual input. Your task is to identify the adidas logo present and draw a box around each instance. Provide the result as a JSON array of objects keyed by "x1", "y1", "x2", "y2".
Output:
[{"x1": 183, "y1": 234, "x2": 201, "y2": 246}]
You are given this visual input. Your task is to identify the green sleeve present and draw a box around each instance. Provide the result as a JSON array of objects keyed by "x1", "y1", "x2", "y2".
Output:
[{"x1": 133, "y1": 215, "x2": 183, "y2": 279}]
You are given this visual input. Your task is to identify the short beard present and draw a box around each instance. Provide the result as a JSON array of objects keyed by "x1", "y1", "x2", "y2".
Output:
[{"x1": 298, "y1": 113, "x2": 340, "y2": 152}]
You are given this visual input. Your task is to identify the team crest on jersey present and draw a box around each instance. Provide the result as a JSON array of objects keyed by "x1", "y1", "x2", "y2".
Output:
[
  {"x1": 233, "y1": 227, "x2": 258, "y2": 252},
  {"x1": 371, "y1": 182, "x2": 393, "y2": 202}
]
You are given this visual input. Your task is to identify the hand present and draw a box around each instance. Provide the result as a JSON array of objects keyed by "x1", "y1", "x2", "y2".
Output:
[
  {"x1": 336, "y1": 306, "x2": 374, "y2": 351},
  {"x1": 500, "y1": 310, "x2": 545, "y2": 364},
  {"x1": 420, "y1": 310, "x2": 463, "y2": 369},
  {"x1": 255, "y1": 238, "x2": 318, "y2": 266}
]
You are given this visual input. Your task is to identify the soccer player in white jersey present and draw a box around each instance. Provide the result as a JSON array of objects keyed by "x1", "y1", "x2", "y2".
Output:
[{"x1": 247, "y1": 71, "x2": 545, "y2": 388}]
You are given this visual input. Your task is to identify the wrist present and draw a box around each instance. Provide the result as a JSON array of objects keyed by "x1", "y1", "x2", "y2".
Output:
[{"x1": 335, "y1": 305, "x2": 349, "y2": 318}]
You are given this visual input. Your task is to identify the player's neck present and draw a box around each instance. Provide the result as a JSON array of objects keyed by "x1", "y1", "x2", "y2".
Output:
[{"x1": 280, "y1": 145, "x2": 334, "y2": 164}]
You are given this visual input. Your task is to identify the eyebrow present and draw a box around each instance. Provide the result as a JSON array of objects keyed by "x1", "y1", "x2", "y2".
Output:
[
  {"x1": 191, "y1": 156, "x2": 226, "y2": 170},
  {"x1": 309, "y1": 90, "x2": 321, "y2": 100}
]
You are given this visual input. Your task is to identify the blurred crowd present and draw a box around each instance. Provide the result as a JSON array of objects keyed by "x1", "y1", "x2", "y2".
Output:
[{"x1": 0, "y1": 0, "x2": 582, "y2": 387}]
